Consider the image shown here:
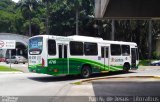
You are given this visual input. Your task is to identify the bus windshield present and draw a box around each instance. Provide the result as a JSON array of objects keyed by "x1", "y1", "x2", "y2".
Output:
[{"x1": 29, "y1": 37, "x2": 43, "y2": 55}]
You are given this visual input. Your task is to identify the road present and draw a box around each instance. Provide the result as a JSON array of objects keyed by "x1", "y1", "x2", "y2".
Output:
[
  {"x1": 0, "y1": 66, "x2": 160, "y2": 97},
  {"x1": 0, "y1": 73, "x2": 85, "y2": 96}
]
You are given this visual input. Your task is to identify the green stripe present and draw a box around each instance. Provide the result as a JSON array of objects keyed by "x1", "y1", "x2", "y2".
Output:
[{"x1": 29, "y1": 58, "x2": 124, "y2": 75}]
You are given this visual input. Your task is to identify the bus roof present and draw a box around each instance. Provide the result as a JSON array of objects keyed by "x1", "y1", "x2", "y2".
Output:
[{"x1": 29, "y1": 35, "x2": 137, "y2": 46}]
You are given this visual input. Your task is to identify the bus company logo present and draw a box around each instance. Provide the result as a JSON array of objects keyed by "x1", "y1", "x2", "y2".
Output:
[
  {"x1": 49, "y1": 60, "x2": 56, "y2": 64},
  {"x1": 0, "y1": 41, "x2": 4, "y2": 48},
  {"x1": 111, "y1": 58, "x2": 124, "y2": 62}
]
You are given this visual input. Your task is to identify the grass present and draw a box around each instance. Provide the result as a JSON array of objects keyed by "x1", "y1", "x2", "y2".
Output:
[
  {"x1": 72, "y1": 81, "x2": 82, "y2": 85},
  {"x1": 0, "y1": 65, "x2": 21, "y2": 72}
]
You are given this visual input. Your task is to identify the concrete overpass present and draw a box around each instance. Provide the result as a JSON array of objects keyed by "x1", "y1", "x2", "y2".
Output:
[
  {"x1": 95, "y1": 0, "x2": 160, "y2": 19},
  {"x1": 95, "y1": 0, "x2": 160, "y2": 58},
  {"x1": 0, "y1": 33, "x2": 29, "y2": 58}
]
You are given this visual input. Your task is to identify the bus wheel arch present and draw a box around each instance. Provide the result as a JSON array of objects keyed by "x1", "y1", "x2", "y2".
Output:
[
  {"x1": 81, "y1": 64, "x2": 92, "y2": 78},
  {"x1": 123, "y1": 62, "x2": 130, "y2": 73}
]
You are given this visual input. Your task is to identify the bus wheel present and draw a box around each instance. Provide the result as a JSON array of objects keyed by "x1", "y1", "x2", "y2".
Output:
[
  {"x1": 15, "y1": 61, "x2": 18, "y2": 64},
  {"x1": 123, "y1": 63, "x2": 130, "y2": 73},
  {"x1": 81, "y1": 65, "x2": 91, "y2": 78}
]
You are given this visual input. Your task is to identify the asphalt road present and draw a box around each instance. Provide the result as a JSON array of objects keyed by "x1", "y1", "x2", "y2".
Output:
[
  {"x1": 0, "y1": 73, "x2": 83, "y2": 96},
  {"x1": 0, "y1": 66, "x2": 160, "y2": 97},
  {"x1": 93, "y1": 81, "x2": 160, "y2": 96}
]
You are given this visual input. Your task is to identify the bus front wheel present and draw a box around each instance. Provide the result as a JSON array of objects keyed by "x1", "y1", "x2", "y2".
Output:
[
  {"x1": 123, "y1": 63, "x2": 130, "y2": 73},
  {"x1": 81, "y1": 65, "x2": 91, "y2": 78}
]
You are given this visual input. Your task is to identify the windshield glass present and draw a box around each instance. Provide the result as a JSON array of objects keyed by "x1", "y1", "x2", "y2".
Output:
[{"x1": 29, "y1": 37, "x2": 43, "y2": 55}]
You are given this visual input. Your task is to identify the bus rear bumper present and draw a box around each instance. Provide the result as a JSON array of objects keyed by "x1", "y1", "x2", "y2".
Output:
[{"x1": 28, "y1": 67, "x2": 48, "y2": 74}]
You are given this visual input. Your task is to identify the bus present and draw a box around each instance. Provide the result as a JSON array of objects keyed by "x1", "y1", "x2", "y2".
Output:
[{"x1": 28, "y1": 35, "x2": 139, "y2": 78}]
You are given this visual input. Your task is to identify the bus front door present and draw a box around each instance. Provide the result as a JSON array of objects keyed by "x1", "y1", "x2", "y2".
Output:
[
  {"x1": 58, "y1": 44, "x2": 68, "y2": 74},
  {"x1": 131, "y1": 48, "x2": 137, "y2": 68},
  {"x1": 101, "y1": 46, "x2": 109, "y2": 71}
]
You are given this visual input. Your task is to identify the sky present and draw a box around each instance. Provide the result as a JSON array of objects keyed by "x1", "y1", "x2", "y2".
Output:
[{"x1": 12, "y1": 0, "x2": 19, "y2": 3}]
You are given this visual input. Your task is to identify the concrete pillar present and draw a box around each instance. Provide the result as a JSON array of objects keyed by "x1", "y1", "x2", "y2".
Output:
[{"x1": 111, "y1": 19, "x2": 115, "y2": 40}]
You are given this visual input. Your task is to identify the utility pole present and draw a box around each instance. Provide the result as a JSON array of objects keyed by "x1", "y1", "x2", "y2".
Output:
[{"x1": 111, "y1": 19, "x2": 115, "y2": 40}]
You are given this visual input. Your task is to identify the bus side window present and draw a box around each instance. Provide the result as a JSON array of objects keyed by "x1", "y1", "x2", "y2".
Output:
[
  {"x1": 101, "y1": 47, "x2": 108, "y2": 58},
  {"x1": 48, "y1": 40, "x2": 56, "y2": 55},
  {"x1": 84, "y1": 42, "x2": 98, "y2": 55},
  {"x1": 122, "y1": 45, "x2": 130, "y2": 56},
  {"x1": 111, "y1": 44, "x2": 121, "y2": 56},
  {"x1": 70, "y1": 41, "x2": 83, "y2": 55},
  {"x1": 101, "y1": 47, "x2": 105, "y2": 58}
]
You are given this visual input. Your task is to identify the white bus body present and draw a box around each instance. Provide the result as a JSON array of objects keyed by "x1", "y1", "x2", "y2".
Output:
[{"x1": 28, "y1": 35, "x2": 139, "y2": 78}]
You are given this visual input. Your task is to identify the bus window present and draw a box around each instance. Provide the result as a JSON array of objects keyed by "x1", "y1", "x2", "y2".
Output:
[
  {"x1": 29, "y1": 37, "x2": 43, "y2": 55},
  {"x1": 84, "y1": 42, "x2": 98, "y2": 55},
  {"x1": 111, "y1": 44, "x2": 121, "y2": 56},
  {"x1": 101, "y1": 47, "x2": 108, "y2": 58},
  {"x1": 48, "y1": 40, "x2": 56, "y2": 55},
  {"x1": 122, "y1": 45, "x2": 130, "y2": 56},
  {"x1": 70, "y1": 41, "x2": 83, "y2": 55},
  {"x1": 59, "y1": 45, "x2": 62, "y2": 58}
]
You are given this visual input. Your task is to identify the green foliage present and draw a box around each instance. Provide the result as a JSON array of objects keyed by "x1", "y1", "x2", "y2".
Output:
[
  {"x1": 152, "y1": 51, "x2": 160, "y2": 59},
  {"x1": 49, "y1": 0, "x2": 94, "y2": 36},
  {"x1": 139, "y1": 60, "x2": 151, "y2": 66}
]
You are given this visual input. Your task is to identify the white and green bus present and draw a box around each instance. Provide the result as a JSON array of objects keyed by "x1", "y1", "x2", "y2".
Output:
[{"x1": 28, "y1": 35, "x2": 139, "y2": 78}]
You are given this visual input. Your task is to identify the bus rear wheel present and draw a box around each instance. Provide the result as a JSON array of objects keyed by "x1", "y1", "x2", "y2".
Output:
[
  {"x1": 123, "y1": 63, "x2": 130, "y2": 73},
  {"x1": 81, "y1": 65, "x2": 91, "y2": 78}
]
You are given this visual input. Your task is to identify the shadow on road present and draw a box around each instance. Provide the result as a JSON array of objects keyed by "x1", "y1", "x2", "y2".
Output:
[
  {"x1": 28, "y1": 75, "x2": 82, "y2": 82},
  {"x1": 28, "y1": 71, "x2": 136, "y2": 82}
]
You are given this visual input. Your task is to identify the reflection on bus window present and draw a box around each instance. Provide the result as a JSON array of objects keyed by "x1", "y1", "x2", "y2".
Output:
[
  {"x1": 84, "y1": 42, "x2": 98, "y2": 55},
  {"x1": 122, "y1": 45, "x2": 130, "y2": 56},
  {"x1": 29, "y1": 37, "x2": 43, "y2": 55}
]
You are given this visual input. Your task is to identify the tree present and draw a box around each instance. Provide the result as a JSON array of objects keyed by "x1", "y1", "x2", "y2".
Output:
[
  {"x1": 17, "y1": 0, "x2": 40, "y2": 36},
  {"x1": 0, "y1": 0, "x2": 16, "y2": 33}
]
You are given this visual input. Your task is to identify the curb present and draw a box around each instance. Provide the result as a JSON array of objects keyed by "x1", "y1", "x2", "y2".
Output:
[{"x1": 78, "y1": 75, "x2": 160, "y2": 83}]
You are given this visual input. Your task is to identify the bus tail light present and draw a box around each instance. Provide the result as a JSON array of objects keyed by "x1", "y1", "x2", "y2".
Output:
[{"x1": 42, "y1": 58, "x2": 45, "y2": 67}]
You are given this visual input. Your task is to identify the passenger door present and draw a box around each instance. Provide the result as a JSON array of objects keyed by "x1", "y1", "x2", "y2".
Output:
[
  {"x1": 58, "y1": 44, "x2": 68, "y2": 74},
  {"x1": 101, "y1": 46, "x2": 109, "y2": 71}
]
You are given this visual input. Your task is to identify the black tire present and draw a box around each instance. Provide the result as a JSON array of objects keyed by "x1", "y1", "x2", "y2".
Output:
[
  {"x1": 155, "y1": 64, "x2": 159, "y2": 66},
  {"x1": 81, "y1": 65, "x2": 91, "y2": 78},
  {"x1": 23, "y1": 62, "x2": 25, "y2": 64},
  {"x1": 6, "y1": 61, "x2": 9, "y2": 64},
  {"x1": 123, "y1": 63, "x2": 130, "y2": 73},
  {"x1": 15, "y1": 61, "x2": 18, "y2": 64}
]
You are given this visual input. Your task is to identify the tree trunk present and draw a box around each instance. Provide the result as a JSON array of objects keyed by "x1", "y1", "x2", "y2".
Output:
[
  {"x1": 29, "y1": 14, "x2": 31, "y2": 36},
  {"x1": 148, "y1": 20, "x2": 152, "y2": 59},
  {"x1": 46, "y1": 1, "x2": 49, "y2": 35},
  {"x1": 76, "y1": 8, "x2": 79, "y2": 35}
]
